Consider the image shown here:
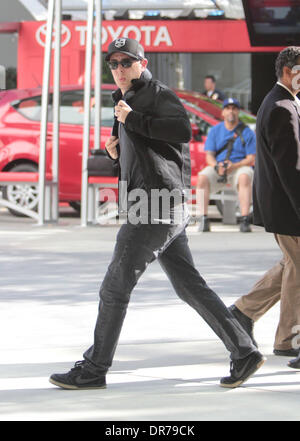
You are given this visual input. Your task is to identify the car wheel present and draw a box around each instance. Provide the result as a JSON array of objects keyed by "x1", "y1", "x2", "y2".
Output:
[
  {"x1": 69, "y1": 201, "x2": 81, "y2": 213},
  {"x1": 2, "y1": 163, "x2": 39, "y2": 217}
]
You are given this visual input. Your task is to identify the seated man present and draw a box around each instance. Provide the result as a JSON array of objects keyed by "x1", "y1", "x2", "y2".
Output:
[{"x1": 197, "y1": 98, "x2": 256, "y2": 232}]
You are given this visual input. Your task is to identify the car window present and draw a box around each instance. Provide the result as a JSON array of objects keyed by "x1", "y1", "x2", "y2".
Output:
[
  {"x1": 91, "y1": 90, "x2": 115, "y2": 127},
  {"x1": 13, "y1": 96, "x2": 43, "y2": 120},
  {"x1": 12, "y1": 89, "x2": 115, "y2": 127},
  {"x1": 59, "y1": 90, "x2": 114, "y2": 126}
]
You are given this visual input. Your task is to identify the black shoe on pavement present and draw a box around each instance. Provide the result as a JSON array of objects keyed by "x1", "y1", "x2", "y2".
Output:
[
  {"x1": 239, "y1": 215, "x2": 252, "y2": 233},
  {"x1": 198, "y1": 215, "x2": 210, "y2": 232},
  {"x1": 273, "y1": 348, "x2": 299, "y2": 357},
  {"x1": 287, "y1": 351, "x2": 300, "y2": 369},
  {"x1": 229, "y1": 305, "x2": 258, "y2": 347},
  {"x1": 220, "y1": 351, "x2": 266, "y2": 388},
  {"x1": 49, "y1": 360, "x2": 106, "y2": 390}
]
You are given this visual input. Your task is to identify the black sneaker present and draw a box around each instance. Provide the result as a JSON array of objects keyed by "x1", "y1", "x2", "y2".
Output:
[
  {"x1": 220, "y1": 351, "x2": 266, "y2": 388},
  {"x1": 239, "y1": 215, "x2": 252, "y2": 233},
  {"x1": 198, "y1": 215, "x2": 210, "y2": 232},
  {"x1": 49, "y1": 361, "x2": 106, "y2": 390},
  {"x1": 229, "y1": 305, "x2": 258, "y2": 347},
  {"x1": 288, "y1": 351, "x2": 300, "y2": 369}
]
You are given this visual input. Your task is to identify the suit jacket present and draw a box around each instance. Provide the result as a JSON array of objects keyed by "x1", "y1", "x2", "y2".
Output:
[
  {"x1": 202, "y1": 89, "x2": 225, "y2": 101},
  {"x1": 253, "y1": 83, "x2": 300, "y2": 235}
]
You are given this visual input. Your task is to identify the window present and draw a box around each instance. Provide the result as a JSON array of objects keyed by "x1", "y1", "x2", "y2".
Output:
[
  {"x1": 13, "y1": 96, "x2": 42, "y2": 121},
  {"x1": 12, "y1": 89, "x2": 115, "y2": 127}
]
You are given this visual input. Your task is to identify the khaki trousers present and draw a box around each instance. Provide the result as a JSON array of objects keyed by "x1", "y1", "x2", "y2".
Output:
[{"x1": 235, "y1": 234, "x2": 300, "y2": 350}]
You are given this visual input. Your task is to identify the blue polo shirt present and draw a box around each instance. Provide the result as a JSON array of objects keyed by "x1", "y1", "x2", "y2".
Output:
[{"x1": 204, "y1": 122, "x2": 256, "y2": 163}]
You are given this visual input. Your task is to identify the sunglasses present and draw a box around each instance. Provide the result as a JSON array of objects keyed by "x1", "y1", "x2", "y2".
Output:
[{"x1": 107, "y1": 58, "x2": 139, "y2": 70}]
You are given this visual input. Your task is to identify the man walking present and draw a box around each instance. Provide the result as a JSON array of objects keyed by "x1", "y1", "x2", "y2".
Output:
[
  {"x1": 228, "y1": 47, "x2": 300, "y2": 367},
  {"x1": 49, "y1": 38, "x2": 264, "y2": 390}
]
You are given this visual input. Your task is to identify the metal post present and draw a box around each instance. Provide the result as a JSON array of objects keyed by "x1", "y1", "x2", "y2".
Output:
[
  {"x1": 94, "y1": 0, "x2": 102, "y2": 151},
  {"x1": 52, "y1": 0, "x2": 62, "y2": 221},
  {"x1": 0, "y1": 65, "x2": 5, "y2": 90},
  {"x1": 80, "y1": 0, "x2": 95, "y2": 227},
  {"x1": 38, "y1": 0, "x2": 55, "y2": 225}
]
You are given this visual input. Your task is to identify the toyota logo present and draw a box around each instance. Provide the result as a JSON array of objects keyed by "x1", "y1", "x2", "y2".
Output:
[{"x1": 36, "y1": 23, "x2": 71, "y2": 48}]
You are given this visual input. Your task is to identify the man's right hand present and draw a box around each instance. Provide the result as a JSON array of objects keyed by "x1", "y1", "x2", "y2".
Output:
[
  {"x1": 215, "y1": 162, "x2": 226, "y2": 176},
  {"x1": 105, "y1": 136, "x2": 119, "y2": 159}
]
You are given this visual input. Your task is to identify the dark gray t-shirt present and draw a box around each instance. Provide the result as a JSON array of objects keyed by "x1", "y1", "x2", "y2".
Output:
[{"x1": 118, "y1": 123, "x2": 146, "y2": 212}]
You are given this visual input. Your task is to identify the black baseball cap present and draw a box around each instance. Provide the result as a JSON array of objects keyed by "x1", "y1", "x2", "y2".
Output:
[{"x1": 105, "y1": 38, "x2": 144, "y2": 61}]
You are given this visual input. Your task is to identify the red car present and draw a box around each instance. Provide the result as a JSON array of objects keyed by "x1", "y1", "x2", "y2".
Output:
[{"x1": 0, "y1": 85, "x2": 223, "y2": 215}]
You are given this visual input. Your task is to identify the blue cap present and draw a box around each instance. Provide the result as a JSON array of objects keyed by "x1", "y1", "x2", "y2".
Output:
[{"x1": 222, "y1": 98, "x2": 241, "y2": 109}]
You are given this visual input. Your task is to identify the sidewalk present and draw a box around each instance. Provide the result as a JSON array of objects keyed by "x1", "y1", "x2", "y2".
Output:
[{"x1": 0, "y1": 206, "x2": 300, "y2": 421}]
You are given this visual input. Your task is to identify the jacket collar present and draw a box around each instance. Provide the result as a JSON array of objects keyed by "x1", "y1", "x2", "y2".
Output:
[
  {"x1": 112, "y1": 69, "x2": 152, "y2": 103},
  {"x1": 274, "y1": 82, "x2": 296, "y2": 101},
  {"x1": 274, "y1": 83, "x2": 300, "y2": 118}
]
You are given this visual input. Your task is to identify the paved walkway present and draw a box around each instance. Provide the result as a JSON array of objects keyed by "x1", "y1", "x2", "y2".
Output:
[{"x1": 0, "y1": 206, "x2": 300, "y2": 421}]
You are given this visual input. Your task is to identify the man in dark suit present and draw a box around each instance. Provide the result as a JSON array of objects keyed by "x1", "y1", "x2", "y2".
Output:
[
  {"x1": 202, "y1": 75, "x2": 225, "y2": 101},
  {"x1": 227, "y1": 47, "x2": 300, "y2": 368}
]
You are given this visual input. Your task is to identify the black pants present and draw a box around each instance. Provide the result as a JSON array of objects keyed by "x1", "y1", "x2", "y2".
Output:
[{"x1": 83, "y1": 216, "x2": 257, "y2": 375}]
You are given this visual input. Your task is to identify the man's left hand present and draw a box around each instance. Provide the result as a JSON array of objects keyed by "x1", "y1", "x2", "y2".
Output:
[{"x1": 115, "y1": 100, "x2": 132, "y2": 124}]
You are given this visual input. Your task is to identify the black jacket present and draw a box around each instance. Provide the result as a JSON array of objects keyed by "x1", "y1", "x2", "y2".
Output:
[
  {"x1": 253, "y1": 83, "x2": 300, "y2": 235},
  {"x1": 110, "y1": 70, "x2": 192, "y2": 205}
]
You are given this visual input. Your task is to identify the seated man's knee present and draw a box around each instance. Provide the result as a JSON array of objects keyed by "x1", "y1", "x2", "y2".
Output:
[
  {"x1": 238, "y1": 173, "x2": 251, "y2": 188},
  {"x1": 197, "y1": 172, "x2": 210, "y2": 189}
]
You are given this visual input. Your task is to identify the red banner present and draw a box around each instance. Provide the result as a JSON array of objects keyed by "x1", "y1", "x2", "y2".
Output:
[{"x1": 17, "y1": 20, "x2": 284, "y2": 88}]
